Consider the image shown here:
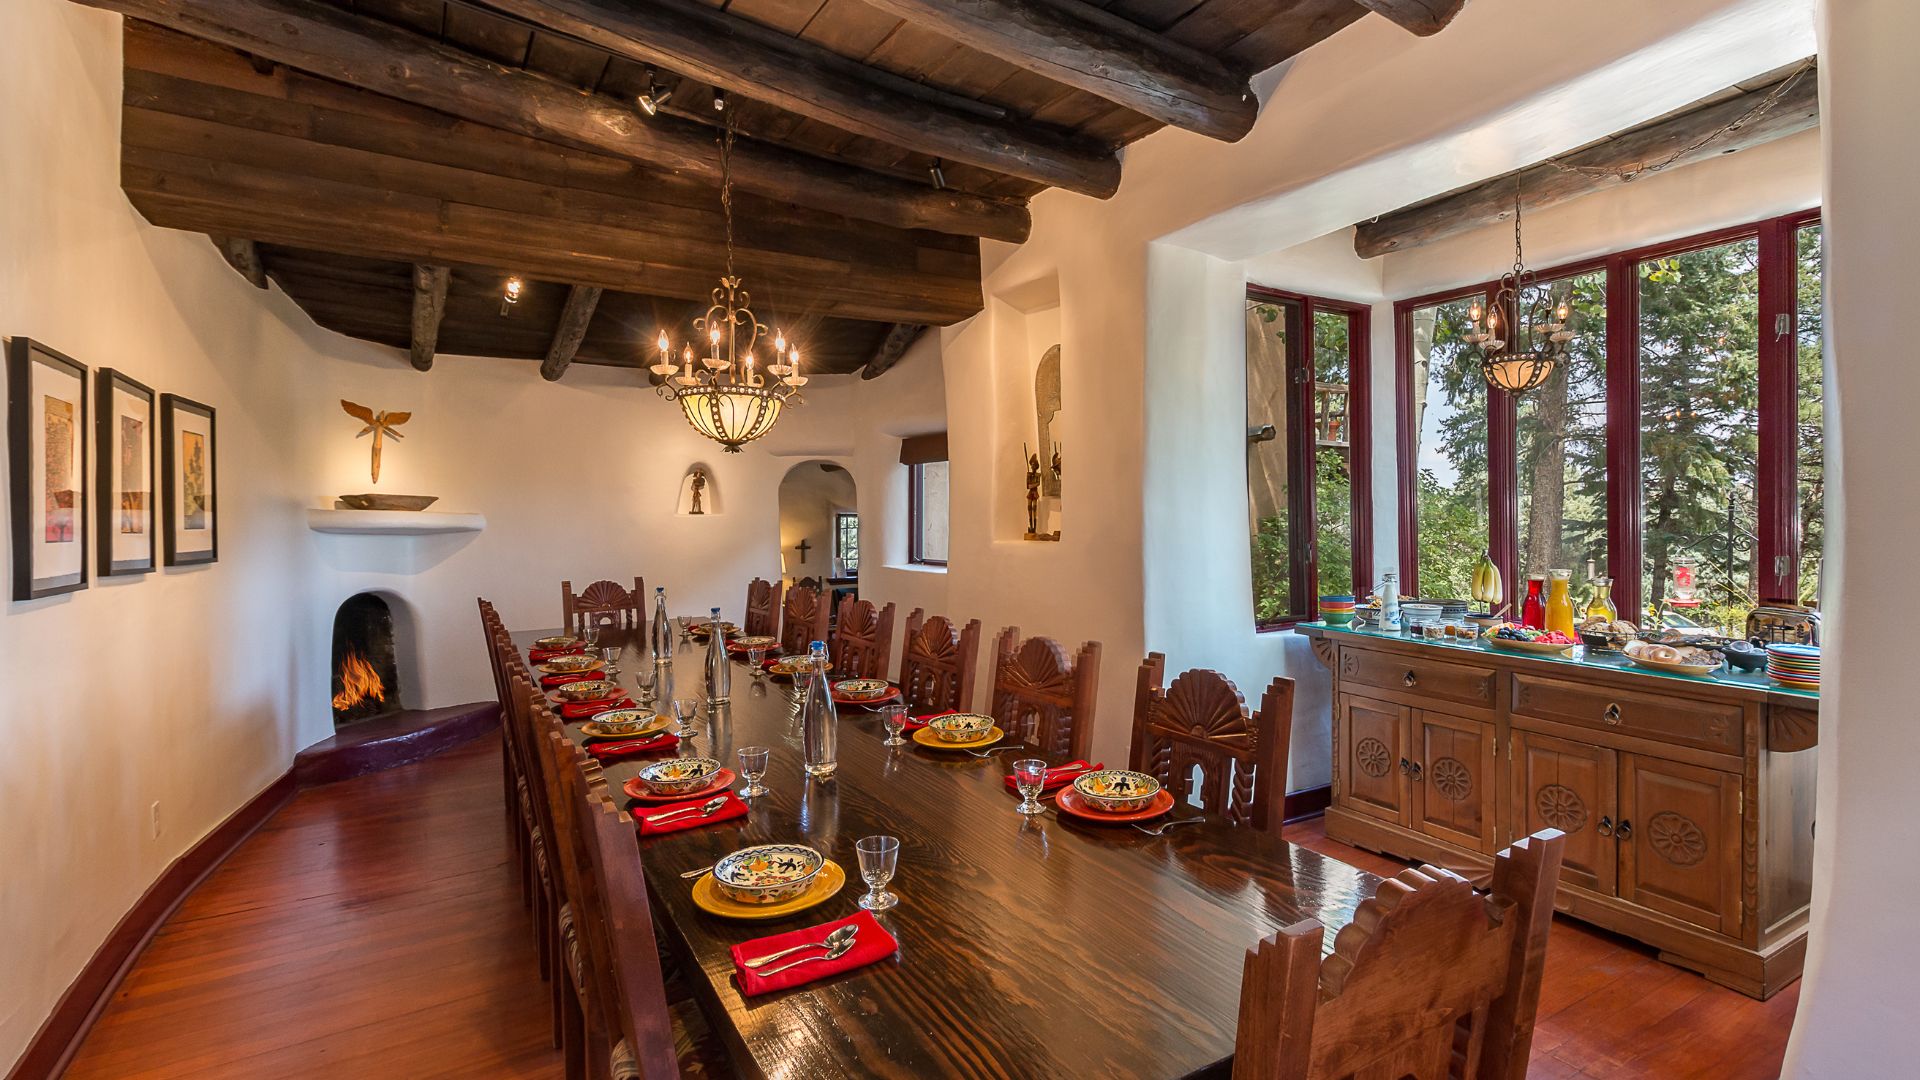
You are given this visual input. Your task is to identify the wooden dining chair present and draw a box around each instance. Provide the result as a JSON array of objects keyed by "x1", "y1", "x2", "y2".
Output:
[
  {"x1": 1128, "y1": 653, "x2": 1294, "y2": 834},
  {"x1": 563, "y1": 577, "x2": 646, "y2": 636},
  {"x1": 898, "y1": 609, "x2": 983, "y2": 714},
  {"x1": 1230, "y1": 829, "x2": 1566, "y2": 1080},
  {"x1": 509, "y1": 675, "x2": 566, "y2": 1045},
  {"x1": 479, "y1": 600, "x2": 519, "y2": 853},
  {"x1": 743, "y1": 577, "x2": 784, "y2": 638},
  {"x1": 779, "y1": 583, "x2": 832, "y2": 657},
  {"x1": 831, "y1": 596, "x2": 897, "y2": 681},
  {"x1": 990, "y1": 628, "x2": 1101, "y2": 761}
]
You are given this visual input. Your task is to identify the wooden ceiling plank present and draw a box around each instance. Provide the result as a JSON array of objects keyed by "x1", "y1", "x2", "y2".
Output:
[
  {"x1": 210, "y1": 234, "x2": 268, "y2": 287},
  {"x1": 1353, "y1": 66, "x2": 1819, "y2": 258},
  {"x1": 76, "y1": 0, "x2": 1031, "y2": 241},
  {"x1": 858, "y1": 0, "x2": 1257, "y2": 141},
  {"x1": 539, "y1": 284, "x2": 604, "y2": 380},
  {"x1": 478, "y1": 0, "x2": 1118, "y2": 196},
  {"x1": 408, "y1": 263, "x2": 452, "y2": 370}
]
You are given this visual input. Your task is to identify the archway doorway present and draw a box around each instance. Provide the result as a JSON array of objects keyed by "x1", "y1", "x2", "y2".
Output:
[{"x1": 777, "y1": 461, "x2": 858, "y2": 613}]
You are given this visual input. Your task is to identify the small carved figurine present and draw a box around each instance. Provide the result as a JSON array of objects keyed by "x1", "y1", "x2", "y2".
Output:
[
  {"x1": 341, "y1": 400, "x2": 410, "y2": 484},
  {"x1": 1025, "y1": 452, "x2": 1042, "y2": 535},
  {"x1": 689, "y1": 469, "x2": 708, "y2": 515},
  {"x1": 1050, "y1": 442, "x2": 1062, "y2": 484}
]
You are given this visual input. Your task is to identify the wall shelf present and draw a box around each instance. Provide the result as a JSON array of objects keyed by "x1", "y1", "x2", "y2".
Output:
[{"x1": 307, "y1": 509, "x2": 487, "y2": 536}]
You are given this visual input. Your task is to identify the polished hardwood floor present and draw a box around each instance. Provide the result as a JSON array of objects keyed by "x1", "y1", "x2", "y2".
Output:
[{"x1": 63, "y1": 738, "x2": 1797, "y2": 1078}]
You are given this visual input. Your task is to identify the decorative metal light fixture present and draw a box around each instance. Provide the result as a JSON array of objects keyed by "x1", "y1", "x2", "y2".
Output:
[
  {"x1": 650, "y1": 104, "x2": 804, "y2": 453},
  {"x1": 1463, "y1": 178, "x2": 1573, "y2": 394}
]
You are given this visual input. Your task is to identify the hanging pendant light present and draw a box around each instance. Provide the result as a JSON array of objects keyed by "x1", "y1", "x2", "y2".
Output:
[
  {"x1": 1464, "y1": 177, "x2": 1574, "y2": 394},
  {"x1": 649, "y1": 103, "x2": 803, "y2": 452}
]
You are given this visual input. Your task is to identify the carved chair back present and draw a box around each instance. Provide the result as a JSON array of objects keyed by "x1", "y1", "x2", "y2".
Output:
[
  {"x1": 831, "y1": 597, "x2": 897, "y2": 681},
  {"x1": 744, "y1": 577, "x2": 784, "y2": 638},
  {"x1": 898, "y1": 609, "x2": 982, "y2": 714},
  {"x1": 1231, "y1": 830, "x2": 1565, "y2": 1080},
  {"x1": 1127, "y1": 653, "x2": 1294, "y2": 833},
  {"x1": 531, "y1": 720, "x2": 622, "y2": 1063},
  {"x1": 582, "y1": 791, "x2": 682, "y2": 1079},
  {"x1": 990, "y1": 628, "x2": 1101, "y2": 761},
  {"x1": 562, "y1": 576, "x2": 645, "y2": 636},
  {"x1": 780, "y1": 584, "x2": 832, "y2": 657}
]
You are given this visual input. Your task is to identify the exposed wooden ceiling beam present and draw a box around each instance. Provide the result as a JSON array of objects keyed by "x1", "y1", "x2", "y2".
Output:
[
  {"x1": 1354, "y1": 64, "x2": 1819, "y2": 258},
  {"x1": 858, "y1": 0, "x2": 1257, "y2": 142},
  {"x1": 408, "y1": 264, "x2": 450, "y2": 371},
  {"x1": 1352, "y1": 0, "x2": 1470, "y2": 36},
  {"x1": 210, "y1": 234, "x2": 267, "y2": 287},
  {"x1": 860, "y1": 324, "x2": 928, "y2": 381},
  {"x1": 72, "y1": 0, "x2": 1031, "y2": 243},
  {"x1": 540, "y1": 285, "x2": 603, "y2": 381},
  {"x1": 481, "y1": 0, "x2": 1120, "y2": 198}
]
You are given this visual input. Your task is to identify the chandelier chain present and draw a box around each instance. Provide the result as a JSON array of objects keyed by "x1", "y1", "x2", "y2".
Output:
[{"x1": 719, "y1": 105, "x2": 737, "y2": 281}]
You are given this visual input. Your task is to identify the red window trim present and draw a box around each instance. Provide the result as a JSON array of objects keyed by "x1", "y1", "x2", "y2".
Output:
[
  {"x1": 1394, "y1": 208, "x2": 1821, "y2": 615},
  {"x1": 1247, "y1": 285, "x2": 1373, "y2": 631}
]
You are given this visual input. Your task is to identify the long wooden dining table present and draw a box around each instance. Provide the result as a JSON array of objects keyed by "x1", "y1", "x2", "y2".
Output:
[{"x1": 513, "y1": 626, "x2": 1386, "y2": 1079}]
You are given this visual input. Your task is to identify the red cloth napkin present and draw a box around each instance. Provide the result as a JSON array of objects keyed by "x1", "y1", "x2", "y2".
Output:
[
  {"x1": 529, "y1": 646, "x2": 585, "y2": 662},
  {"x1": 904, "y1": 709, "x2": 956, "y2": 733},
  {"x1": 728, "y1": 911, "x2": 898, "y2": 997},
  {"x1": 539, "y1": 669, "x2": 605, "y2": 689},
  {"x1": 562, "y1": 696, "x2": 636, "y2": 721},
  {"x1": 636, "y1": 791, "x2": 749, "y2": 837},
  {"x1": 1002, "y1": 760, "x2": 1101, "y2": 795},
  {"x1": 587, "y1": 732, "x2": 681, "y2": 762}
]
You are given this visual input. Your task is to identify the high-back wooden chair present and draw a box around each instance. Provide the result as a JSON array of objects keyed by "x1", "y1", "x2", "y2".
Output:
[
  {"x1": 831, "y1": 597, "x2": 897, "y2": 682},
  {"x1": 562, "y1": 576, "x2": 645, "y2": 636},
  {"x1": 779, "y1": 583, "x2": 832, "y2": 657},
  {"x1": 990, "y1": 628, "x2": 1101, "y2": 762},
  {"x1": 1231, "y1": 830, "x2": 1565, "y2": 1080},
  {"x1": 898, "y1": 609, "x2": 982, "y2": 714},
  {"x1": 743, "y1": 577, "x2": 784, "y2": 638},
  {"x1": 1128, "y1": 653, "x2": 1293, "y2": 833}
]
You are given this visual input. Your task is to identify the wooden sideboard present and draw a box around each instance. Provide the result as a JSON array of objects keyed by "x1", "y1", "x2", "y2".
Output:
[{"x1": 1298, "y1": 624, "x2": 1817, "y2": 999}]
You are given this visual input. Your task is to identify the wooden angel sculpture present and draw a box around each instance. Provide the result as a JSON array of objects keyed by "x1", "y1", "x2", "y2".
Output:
[{"x1": 341, "y1": 400, "x2": 411, "y2": 484}]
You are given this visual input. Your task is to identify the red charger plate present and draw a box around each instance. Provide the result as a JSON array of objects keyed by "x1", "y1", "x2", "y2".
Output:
[
  {"x1": 831, "y1": 686, "x2": 902, "y2": 709},
  {"x1": 623, "y1": 769, "x2": 737, "y2": 804},
  {"x1": 1055, "y1": 787, "x2": 1175, "y2": 823}
]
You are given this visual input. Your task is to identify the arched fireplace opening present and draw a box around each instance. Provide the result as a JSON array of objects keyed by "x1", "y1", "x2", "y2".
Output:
[{"x1": 332, "y1": 593, "x2": 402, "y2": 729}]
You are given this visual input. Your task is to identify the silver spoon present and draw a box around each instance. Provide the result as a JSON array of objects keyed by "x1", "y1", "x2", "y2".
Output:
[
  {"x1": 680, "y1": 864, "x2": 715, "y2": 879},
  {"x1": 645, "y1": 795, "x2": 728, "y2": 825},
  {"x1": 1133, "y1": 817, "x2": 1207, "y2": 837},
  {"x1": 743, "y1": 923, "x2": 859, "y2": 969},
  {"x1": 760, "y1": 934, "x2": 857, "y2": 976}
]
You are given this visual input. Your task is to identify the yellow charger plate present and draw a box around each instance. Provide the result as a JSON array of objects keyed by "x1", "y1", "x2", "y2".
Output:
[
  {"x1": 691, "y1": 860, "x2": 846, "y2": 920},
  {"x1": 911, "y1": 725, "x2": 1006, "y2": 751}
]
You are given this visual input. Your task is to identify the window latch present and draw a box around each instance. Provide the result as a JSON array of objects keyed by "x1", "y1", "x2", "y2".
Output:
[
  {"x1": 1246, "y1": 424, "x2": 1277, "y2": 444},
  {"x1": 1775, "y1": 313, "x2": 1792, "y2": 339}
]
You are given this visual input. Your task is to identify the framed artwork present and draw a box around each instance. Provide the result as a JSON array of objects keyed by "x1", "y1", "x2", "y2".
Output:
[
  {"x1": 97, "y1": 369, "x2": 157, "y2": 576},
  {"x1": 161, "y1": 393, "x2": 217, "y2": 566},
  {"x1": 7, "y1": 337, "x2": 91, "y2": 600}
]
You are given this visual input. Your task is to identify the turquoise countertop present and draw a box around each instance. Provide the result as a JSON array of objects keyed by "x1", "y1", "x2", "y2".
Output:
[{"x1": 1297, "y1": 621, "x2": 1818, "y2": 701}]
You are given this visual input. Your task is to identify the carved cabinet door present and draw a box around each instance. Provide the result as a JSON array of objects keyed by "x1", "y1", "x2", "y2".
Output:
[
  {"x1": 1618, "y1": 754, "x2": 1744, "y2": 938},
  {"x1": 1511, "y1": 729, "x2": 1619, "y2": 896},
  {"x1": 1408, "y1": 710, "x2": 1497, "y2": 853},
  {"x1": 1335, "y1": 694, "x2": 1409, "y2": 826}
]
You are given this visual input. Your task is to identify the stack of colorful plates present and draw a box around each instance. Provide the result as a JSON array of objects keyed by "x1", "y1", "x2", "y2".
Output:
[{"x1": 1766, "y1": 644, "x2": 1821, "y2": 690}]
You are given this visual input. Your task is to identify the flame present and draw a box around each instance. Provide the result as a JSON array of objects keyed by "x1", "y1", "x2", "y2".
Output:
[{"x1": 333, "y1": 649, "x2": 387, "y2": 713}]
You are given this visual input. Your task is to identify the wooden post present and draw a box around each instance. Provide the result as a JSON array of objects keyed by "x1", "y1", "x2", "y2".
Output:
[
  {"x1": 210, "y1": 235, "x2": 266, "y2": 288},
  {"x1": 408, "y1": 264, "x2": 450, "y2": 373},
  {"x1": 540, "y1": 286, "x2": 604, "y2": 382}
]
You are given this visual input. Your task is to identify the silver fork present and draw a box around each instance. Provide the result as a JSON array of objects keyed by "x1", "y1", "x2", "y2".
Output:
[
  {"x1": 966, "y1": 745, "x2": 1027, "y2": 758},
  {"x1": 1133, "y1": 817, "x2": 1207, "y2": 837}
]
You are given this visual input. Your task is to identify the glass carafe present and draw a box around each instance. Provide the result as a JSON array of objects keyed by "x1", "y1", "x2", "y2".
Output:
[
  {"x1": 1585, "y1": 576, "x2": 1618, "y2": 625},
  {"x1": 1545, "y1": 569, "x2": 1576, "y2": 637},
  {"x1": 650, "y1": 587, "x2": 673, "y2": 664},
  {"x1": 703, "y1": 606, "x2": 731, "y2": 705},
  {"x1": 801, "y1": 640, "x2": 839, "y2": 778},
  {"x1": 1520, "y1": 574, "x2": 1547, "y2": 629}
]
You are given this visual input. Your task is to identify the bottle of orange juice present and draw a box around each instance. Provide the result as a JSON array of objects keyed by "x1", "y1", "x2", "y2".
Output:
[{"x1": 1546, "y1": 569, "x2": 1576, "y2": 637}]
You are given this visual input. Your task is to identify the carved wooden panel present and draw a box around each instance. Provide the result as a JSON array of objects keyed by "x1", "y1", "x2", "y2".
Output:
[
  {"x1": 743, "y1": 577, "x2": 783, "y2": 638},
  {"x1": 779, "y1": 584, "x2": 831, "y2": 657},
  {"x1": 897, "y1": 609, "x2": 981, "y2": 715},
  {"x1": 561, "y1": 576, "x2": 644, "y2": 635},
  {"x1": 990, "y1": 629, "x2": 1101, "y2": 762},
  {"x1": 1618, "y1": 754, "x2": 1743, "y2": 938},
  {"x1": 1334, "y1": 694, "x2": 1407, "y2": 828},
  {"x1": 1410, "y1": 711, "x2": 1497, "y2": 854},
  {"x1": 1767, "y1": 703, "x2": 1818, "y2": 753},
  {"x1": 1130, "y1": 654, "x2": 1293, "y2": 834},
  {"x1": 1510, "y1": 729, "x2": 1618, "y2": 896},
  {"x1": 830, "y1": 597, "x2": 896, "y2": 682}
]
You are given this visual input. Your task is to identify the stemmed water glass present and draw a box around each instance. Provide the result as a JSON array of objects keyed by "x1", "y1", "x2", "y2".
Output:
[
  {"x1": 747, "y1": 644, "x2": 770, "y2": 678},
  {"x1": 581, "y1": 624, "x2": 602, "y2": 652},
  {"x1": 598, "y1": 645, "x2": 623, "y2": 683},
  {"x1": 1011, "y1": 758, "x2": 1049, "y2": 815},
  {"x1": 880, "y1": 703, "x2": 909, "y2": 747},
  {"x1": 677, "y1": 615, "x2": 695, "y2": 641},
  {"x1": 856, "y1": 835, "x2": 900, "y2": 912},
  {"x1": 632, "y1": 663, "x2": 658, "y2": 705},
  {"x1": 671, "y1": 697, "x2": 702, "y2": 739},
  {"x1": 737, "y1": 745, "x2": 770, "y2": 798}
]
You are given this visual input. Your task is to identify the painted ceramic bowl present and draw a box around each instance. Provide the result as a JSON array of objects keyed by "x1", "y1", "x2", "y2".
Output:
[
  {"x1": 688, "y1": 620, "x2": 738, "y2": 638},
  {"x1": 768, "y1": 654, "x2": 831, "y2": 677},
  {"x1": 539, "y1": 654, "x2": 602, "y2": 675},
  {"x1": 730, "y1": 635, "x2": 778, "y2": 650},
  {"x1": 1072, "y1": 769, "x2": 1164, "y2": 813},
  {"x1": 585, "y1": 709, "x2": 670, "y2": 738},
  {"x1": 533, "y1": 635, "x2": 578, "y2": 651},
  {"x1": 927, "y1": 712, "x2": 995, "y2": 743},
  {"x1": 833, "y1": 678, "x2": 893, "y2": 700},
  {"x1": 636, "y1": 756, "x2": 722, "y2": 797},
  {"x1": 711, "y1": 844, "x2": 826, "y2": 905},
  {"x1": 554, "y1": 679, "x2": 621, "y2": 703}
]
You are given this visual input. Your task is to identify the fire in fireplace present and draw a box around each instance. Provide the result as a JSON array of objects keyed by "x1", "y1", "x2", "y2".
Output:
[{"x1": 332, "y1": 593, "x2": 402, "y2": 728}]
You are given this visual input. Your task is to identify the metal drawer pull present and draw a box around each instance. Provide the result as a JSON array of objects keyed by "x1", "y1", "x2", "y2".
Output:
[
  {"x1": 1399, "y1": 757, "x2": 1412, "y2": 775},
  {"x1": 1597, "y1": 815, "x2": 1613, "y2": 837},
  {"x1": 1603, "y1": 703, "x2": 1622, "y2": 725},
  {"x1": 1616, "y1": 818, "x2": 1632, "y2": 840},
  {"x1": 1403, "y1": 669, "x2": 1419, "y2": 687},
  {"x1": 1408, "y1": 761, "x2": 1423, "y2": 781}
]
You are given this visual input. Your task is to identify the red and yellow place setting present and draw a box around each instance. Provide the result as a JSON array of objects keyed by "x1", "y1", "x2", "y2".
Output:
[
  {"x1": 909, "y1": 712, "x2": 1003, "y2": 750},
  {"x1": 830, "y1": 678, "x2": 900, "y2": 708},
  {"x1": 624, "y1": 757, "x2": 735, "y2": 802},
  {"x1": 691, "y1": 844, "x2": 846, "y2": 920},
  {"x1": 577, "y1": 709, "x2": 672, "y2": 741},
  {"x1": 1054, "y1": 769, "x2": 1175, "y2": 823}
]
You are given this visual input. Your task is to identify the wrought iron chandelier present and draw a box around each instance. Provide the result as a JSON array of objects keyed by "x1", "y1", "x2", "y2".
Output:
[
  {"x1": 1463, "y1": 177, "x2": 1573, "y2": 394},
  {"x1": 650, "y1": 104, "x2": 804, "y2": 452}
]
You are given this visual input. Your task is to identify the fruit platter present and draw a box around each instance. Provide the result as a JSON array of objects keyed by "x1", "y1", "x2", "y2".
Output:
[{"x1": 1482, "y1": 624, "x2": 1578, "y2": 656}]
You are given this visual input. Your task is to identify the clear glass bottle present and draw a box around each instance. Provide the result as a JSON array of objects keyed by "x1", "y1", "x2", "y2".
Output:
[
  {"x1": 1379, "y1": 571, "x2": 1402, "y2": 632},
  {"x1": 801, "y1": 639, "x2": 838, "y2": 778},
  {"x1": 1545, "y1": 569, "x2": 1576, "y2": 637},
  {"x1": 704, "y1": 606, "x2": 731, "y2": 705},
  {"x1": 650, "y1": 587, "x2": 673, "y2": 664},
  {"x1": 1585, "y1": 576, "x2": 1619, "y2": 624}
]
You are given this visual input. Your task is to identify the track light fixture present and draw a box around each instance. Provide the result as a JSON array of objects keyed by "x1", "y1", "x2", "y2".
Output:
[
  {"x1": 500, "y1": 276, "x2": 523, "y2": 317},
  {"x1": 712, "y1": 89, "x2": 727, "y2": 113},
  {"x1": 637, "y1": 71, "x2": 672, "y2": 117},
  {"x1": 928, "y1": 160, "x2": 947, "y2": 190}
]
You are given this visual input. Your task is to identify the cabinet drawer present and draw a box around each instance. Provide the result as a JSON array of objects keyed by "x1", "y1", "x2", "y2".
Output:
[
  {"x1": 1338, "y1": 647, "x2": 1495, "y2": 708},
  {"x1": 1511, "y1": 674, "x2": 1742, "y2": 755}
]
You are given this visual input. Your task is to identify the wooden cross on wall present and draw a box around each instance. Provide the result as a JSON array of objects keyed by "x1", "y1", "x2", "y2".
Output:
[{"x1": 795, "y1": 539, "x2": 812, "y2": 565}]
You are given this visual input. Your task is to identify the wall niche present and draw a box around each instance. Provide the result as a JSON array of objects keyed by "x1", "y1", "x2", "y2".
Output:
[
  {"x1": 990, "y1": 273, "x2": 1063, "y2": 542},
  {"x1": 676, "y1": 464, "x2": 720, "y2": 516}
]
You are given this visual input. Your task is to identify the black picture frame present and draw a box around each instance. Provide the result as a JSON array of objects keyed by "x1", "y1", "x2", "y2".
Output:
[
  {"x1": 7, "y1": 337, "x2": 91, "y2": 600},
  {"x1": 96, "y1": 368, "x2": 158, "y2": 577},
  {"x1": 160, "y1": 393, "x2": 218, "y2": 567}
]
